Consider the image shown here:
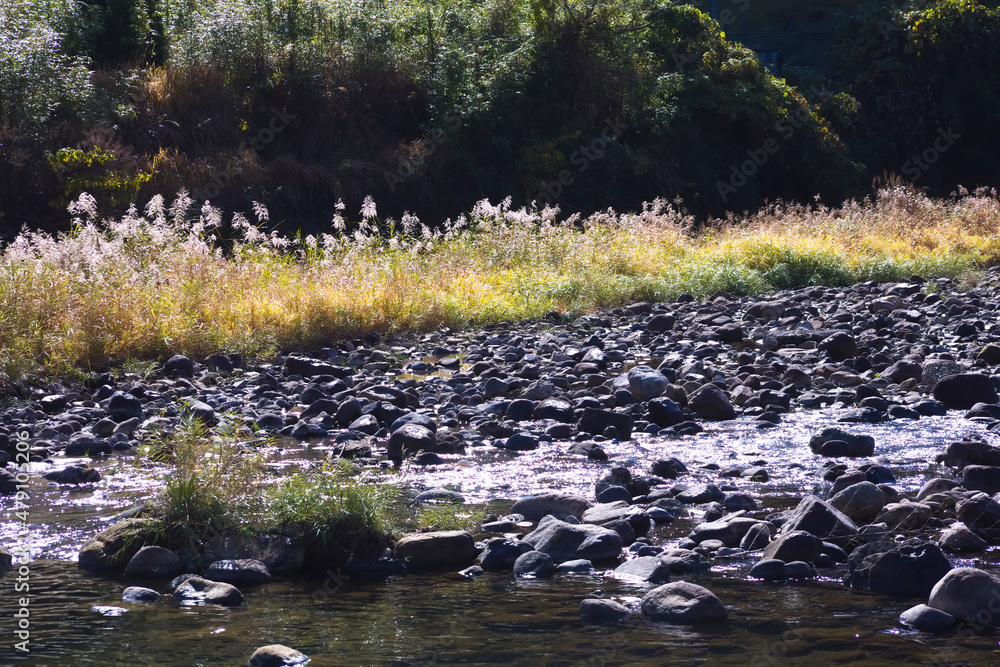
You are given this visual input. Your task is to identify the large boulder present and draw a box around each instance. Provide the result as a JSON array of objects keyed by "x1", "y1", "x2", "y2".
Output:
[
  {"x1": 521, "y1": 515, "x2": 623, "y2": 563},
  {"x1": 937, "y1": 439, "x2": 1000, "y2": 470},
  {"x1": 78, "y1": 519, "x2": 156, "y2": 572},
  {"x1": 393, "y1": 530, "x2": 477, "y2": 570},
  {"x1": 844, "y1": 539, "x2": 952, "y2": 597},
  {"x1": 932, "y1": 373, "x2": 999, "y2": 409},
  {"x1": 780, "y1": 495, "x2": 859, "y2": 545},
  {"x1": 829, "y1": 481, "x2": 886, "y2": 524},
  {"x1": 688, "y1": 384, "x2": 736, "y2": 421},
  {"x1": 928, "y1": 568, "x2": 1000, "y2": 625},
  {"x1": 955, "y1": 494, "x2": 1000, "y2": 543},
  {"x1": 640, "y1": 581, "x2": 728, "y2": 623},
  {"x1": 962, "y1": 465, "x2": 1000, "y2": 495},
  {"x1": 386, "y1": 423, "x2": 436, "y2": 462},
  {"x1": 510, "y1": 493, "x2": 592, "y2": 521},
  {"x1": 761, "y1": 531, "x2": 824, "y2": 564},
  {"x1": 123, "y1": 546, "x2": 182, "y2": 580}
]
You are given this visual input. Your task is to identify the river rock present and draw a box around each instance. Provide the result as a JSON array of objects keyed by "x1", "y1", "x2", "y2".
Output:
[
  {"x1": 818, "y1": 332, "x2": 857, "y2": 361},
  {"x1": 916, "y1": 477, "x2": 960, "y2": 501},
  {"x1": 808, "y1": 427, "x2": 874, "y2": 457},
  {"x1": 513, "y1": 550, "x2": 554, "y2": 578},
  {"x1": 386, "y1": 423, "x2": 435, "y2": 462},
  {"x1": 79, "y1": 518, "x2": 156, "y2": 571},
  {"x1": 658, "y1": 548, "x2": 710, "y2": 574},
  {"x1": 962, "y1": 465, "x2": 1000, "y2": 495},
  {"x1": 844, "y1": 539, "x2": 952, "y2": 597},
  {"x1": 580, "y1": 598, "x2": 632, "y2": 624},
  {"x1": 522, "y1": 515, "x2": 623, "y2": 563},
  {"x1": 673, "y1": 483, "x2": 725, "y2": 505},
  {"x1": 42, "y1": 464, "x2": 101, "y2": 485},
  {"x1": 761, "y1": 531, "x2": 823, "y2": 564},
  {"x1": 829, "y1": 481, "x2": 886, "y2": 524},
  {"x1": 749, "y1": 559, "x2": 787, "y2": 580},
  {"x1": 690, "y1": 516, "x2": 761, "y2": 547},
  {"x1": 640, "y1": 581, "x2": 728, "y2": 623},
  {"x1": 647, "y1": 398, "x2": 684, "y2": 427},
  {"x1": 479, "y1": 538, "x2": 533, "y2": 571},
  {"x1": 173, "y1": 576, "x2": 244, "y2": 606},
  {"x1": 121, "y1": 586, "x2": 161, "y2": 603},
  {"x1": 510, "y1": 493, "x2": 591, "y2": 521},
  {"x1": 928, "y1": 567, "x2": 1000, "y2": 625},
  {"x1": 557, "y1": 559, "x2": 595, "y2": 574},
  {"x1": 938, "y1": 524, "x2": 989, "y2": 553},
  {"x1": 780, "y1": 495, "x2": 859, "y2": 545},
  {"x1": 688, "y1": 384, "x2": 736, "y2": 420},
  {"x1": 582, "y1": 501, "x2": 631, "y2": 525},
  {"x1": 612, "y1": 556, "x2": 672, "y2": 584},
  {"x1": 956, "y1": 494, "x2": 1000, "y2": 542},
  {"x1": 123, "y1": 546, "x2": 182, "y2": 580},
  {"x1": 248, "y1": 644, "x2": 311, "y2": 666},
  {"x1": 578, "y1": 407, "x2": 634, "y2": 440},
  {"x1": 740, "y1": 522, "x2": 773, "y2": 551},
  {"x1": 932, "y1": 373, "x2": 999, "y2": 409},
  {"x1": 938, "y1": 438, "x2": 1000, "y2": 469},
  {"x1": 206, "y1": 559, "x2": 272, "y2": 586},
  {"x1": 107, "y1": 391, "x2": 144, "y2": 422},
  {"x1": 204, "y1": 533, "x2": 304, "y2": 574},
  {"x1": 626, "y1": 365, "x2": 670, "y2": 401},
  {"x1": 899, "y1": 604, "x2": 955, "y2": 633},
  {"x1": 393, "y1": 530, "x2": 477, "y2": 569}
]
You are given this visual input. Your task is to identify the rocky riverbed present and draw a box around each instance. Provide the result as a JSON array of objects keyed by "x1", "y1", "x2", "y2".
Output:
[{"x1": 5, "y1": 270, "x2": 1000, "y2": 665}]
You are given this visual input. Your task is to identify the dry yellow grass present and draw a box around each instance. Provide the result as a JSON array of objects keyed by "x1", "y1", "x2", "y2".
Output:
[{"x1": 1, "y1": 186, "x2": 998, "y2": 378}]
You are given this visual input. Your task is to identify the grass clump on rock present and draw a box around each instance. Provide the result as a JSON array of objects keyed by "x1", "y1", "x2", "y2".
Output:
[{"x1": 141, "y1": 414, "x2": 402, "y2": 569}]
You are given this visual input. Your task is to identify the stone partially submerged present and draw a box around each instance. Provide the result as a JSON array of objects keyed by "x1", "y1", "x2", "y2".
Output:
[{"x1": 522, "y1": 515, "x2": 623, "y2": 563}]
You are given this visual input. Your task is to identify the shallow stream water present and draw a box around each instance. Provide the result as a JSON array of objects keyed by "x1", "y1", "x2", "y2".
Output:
[{"x1": 4, "y1": 409, "x2": 1000, "y2": 665}]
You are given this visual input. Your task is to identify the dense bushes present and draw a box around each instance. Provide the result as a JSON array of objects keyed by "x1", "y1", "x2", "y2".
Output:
[
  {"x1": 0, "y1": 0, "x2": 996, "y2": 231},
  {"x1": 833, "y1": 0, "x2": 1000, "y2": 192}
]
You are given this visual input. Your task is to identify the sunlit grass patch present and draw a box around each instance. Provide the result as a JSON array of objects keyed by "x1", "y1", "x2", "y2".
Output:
[{"x1": 0, "y1": 186, "x2": 998, "y2": 379}]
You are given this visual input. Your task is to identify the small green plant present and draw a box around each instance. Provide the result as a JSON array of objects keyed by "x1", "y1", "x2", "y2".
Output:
[
  {"x1": 265, "y1": 459, "x2": 401, "y2": 565},
  {"x1": 415, "y1": 504, "x2": 486, "y2": 533},
  {"x1": 144, "y1": 411, "x2": 268, "y2": 553}
]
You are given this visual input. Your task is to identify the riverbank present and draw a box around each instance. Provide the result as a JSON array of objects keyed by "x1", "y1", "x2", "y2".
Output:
[
  {"x1": 4, "y1": 254, "x2": 1000, "y2": 663},
  {"x1": 1, "y1": 186, "x2": 998, "y2": 382}
]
